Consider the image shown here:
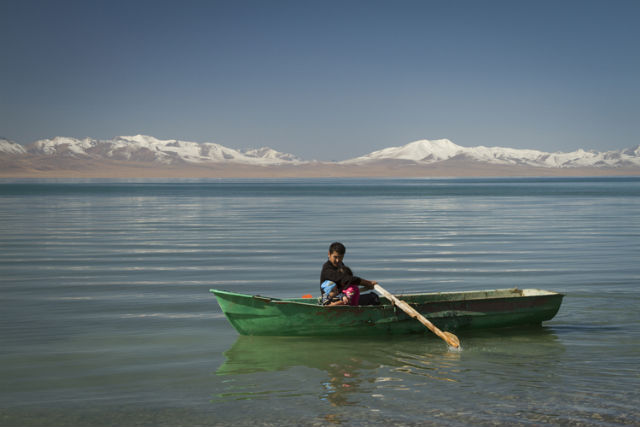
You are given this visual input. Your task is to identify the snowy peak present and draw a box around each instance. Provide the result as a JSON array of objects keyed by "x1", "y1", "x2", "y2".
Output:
[
  {"x1": 622, "y1": 145, "x2": 640, "y2": 157},
  {"x1": 343, "y1": 139, "x2": 640, "y2": 168},
  {"x1": 0, "y1": 138, "x2": 27, "y2": 155},
  {"x1": 346, "y1": 139, "x2": 463, "y2": 163},
  {"x1": 31, "y1": 137, "x2": 97, "y2": 156},
  {"x1": 242, "y1": 147, "x2": 302, "y2": 163}
]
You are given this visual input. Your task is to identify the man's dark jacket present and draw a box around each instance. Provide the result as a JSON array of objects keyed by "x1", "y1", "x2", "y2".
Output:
[{"x1": 320, "y1": 260, "x2": 361, "y2": 294}]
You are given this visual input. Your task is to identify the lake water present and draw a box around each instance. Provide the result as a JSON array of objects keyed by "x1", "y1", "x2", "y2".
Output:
[{"x1": 1, "y1": 178, "x2": 639, "y2": 426}]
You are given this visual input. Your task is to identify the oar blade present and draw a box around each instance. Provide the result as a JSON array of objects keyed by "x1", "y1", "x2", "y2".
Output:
[{"x1": 443, "y1": 331, "x2": 461, "y2": 349}]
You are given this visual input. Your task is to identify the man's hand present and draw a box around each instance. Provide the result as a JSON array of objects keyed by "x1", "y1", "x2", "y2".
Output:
[{"x1": 362, "y1": 279, "x2": 377, "y2": 290}]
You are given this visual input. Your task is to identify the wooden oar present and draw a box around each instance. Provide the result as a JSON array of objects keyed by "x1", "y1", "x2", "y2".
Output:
[{"x1": 374, "y1": 284, "x2": 461, "y2": 349}]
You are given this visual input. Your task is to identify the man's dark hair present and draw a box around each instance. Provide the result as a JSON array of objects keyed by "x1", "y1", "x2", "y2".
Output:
[{"x1": 329, "y1": 242, "x2": 346, "y2": 255}]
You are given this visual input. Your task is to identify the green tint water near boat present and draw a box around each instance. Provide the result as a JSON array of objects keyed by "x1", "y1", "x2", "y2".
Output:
[{"x1": 210, "y1": 288, "x2": 564, "y2": 336}]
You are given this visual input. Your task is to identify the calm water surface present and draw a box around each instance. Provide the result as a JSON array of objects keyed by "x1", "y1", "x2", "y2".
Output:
[{"x1": 1, "y1": 178, "x2": 639, "y2": 426}]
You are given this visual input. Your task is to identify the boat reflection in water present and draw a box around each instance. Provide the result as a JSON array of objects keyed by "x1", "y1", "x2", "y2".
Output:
[{"x1": 215, "y1": 326, "x2": 564, "y2": 407}]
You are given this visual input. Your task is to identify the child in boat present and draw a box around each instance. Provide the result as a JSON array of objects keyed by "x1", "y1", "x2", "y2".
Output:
[
  {"x1": 320, "y1": 270, "x2": 360, "y2": 306},
  {"x1": 319, "y1": 280, "x2": 346, "y2": 306},
  {"x1": 320, "y1": 242, "x2": 380, "y2": 306}
]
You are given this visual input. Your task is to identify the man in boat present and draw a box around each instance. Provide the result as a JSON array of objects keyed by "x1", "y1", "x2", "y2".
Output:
[{"x1": 320, "y1": 242, "x2": 379, "y2": 305}]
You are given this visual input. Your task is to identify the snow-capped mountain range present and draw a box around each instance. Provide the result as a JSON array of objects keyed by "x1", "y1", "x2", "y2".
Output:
[
  {"x1": 342, "y1": 139, "x2": 640, "y2": 168},
  {"x1": 0, "y1": 135, "x2": 302, "y2": 165},
  {"x1": 1, "y1": 135, "x2": 639, "y2": 169}
]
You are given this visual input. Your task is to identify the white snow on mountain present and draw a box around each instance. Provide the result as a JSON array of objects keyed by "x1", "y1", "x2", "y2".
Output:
[
  {"x1": 25, "y1": 135, "x2": 302, "y2": 165},
  {"x1": 342, "y1": 139, "x2": 640, "y2": 168},
  {"x1": 0, "y1": 139, "x2": 27, "y2": 155},
  {"x1": 347, "y1": 139, "x2": 463, "y2": 162},
  {"x1": 32, "y1": 137, "x2": 98, "y2": 156},
  {"x1": 242, "y1": 147, "x2": 301, "y2": 163},
  {"x1": 623, "y1": 145, "x2": 640, "y2": 157},
  {"x1": 2, "y1": 135, "x2": 639, "y2": 169}
]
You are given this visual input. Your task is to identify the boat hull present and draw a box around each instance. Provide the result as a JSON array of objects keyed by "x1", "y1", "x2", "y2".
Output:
[{"x1": 210, "y1": 288, "x2": 564, "y2": 337}]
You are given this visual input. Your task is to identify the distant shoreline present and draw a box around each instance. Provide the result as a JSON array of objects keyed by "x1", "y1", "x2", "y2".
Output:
[{"x1": 1, "y1": 158, "x2": 639, "y2": 179}]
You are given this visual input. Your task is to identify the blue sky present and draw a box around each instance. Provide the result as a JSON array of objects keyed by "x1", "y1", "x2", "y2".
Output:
[{"x1": 1, "y1": 0, "x2": 638, "y2": 161}]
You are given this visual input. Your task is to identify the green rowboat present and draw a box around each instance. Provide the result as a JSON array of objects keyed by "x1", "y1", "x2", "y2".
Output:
[{"x1": 211, "y1": 288, "x2": 564, "y2": 336}]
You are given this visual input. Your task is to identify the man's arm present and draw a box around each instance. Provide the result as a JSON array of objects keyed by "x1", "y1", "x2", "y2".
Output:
[{"x1": 358, "y1": 278, "x2": 378, "y2": 290}]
